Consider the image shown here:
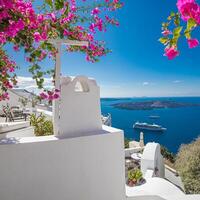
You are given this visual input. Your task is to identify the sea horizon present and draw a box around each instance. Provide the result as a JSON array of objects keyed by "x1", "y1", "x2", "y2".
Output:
[{"x1": 101, "y1": 96, "x2": 200, "y2": 99}]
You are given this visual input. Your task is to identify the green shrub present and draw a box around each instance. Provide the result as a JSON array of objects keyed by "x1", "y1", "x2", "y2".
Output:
[
  {"x1": 161, "y1": 145, "x2": 175, "y2": 163},
  {"x1": 124, "y1": 138, "x2": 131, "y2": 148},
  {"x1": 30, "y1": 113, "x2": 53, "y2": 136},
  {"x1": 175, "y1": 137, "x2": 200, "y2": 194}
]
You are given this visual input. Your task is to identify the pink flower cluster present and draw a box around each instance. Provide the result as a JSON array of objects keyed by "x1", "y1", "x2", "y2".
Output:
[
  {"x1": 162, "y1": 30, "x2": 172, "y2": 36},
  {"x1": 187, "y1": 38, "x2": 199, "y2": 47},
  {"x1": 177, "y1": 0, "x2": 200, "y2": 23},
  {"x1": 40, "y1": 89, "x2": 60, "y2": 101},
  {"x1": 0, "y1": 0, "x2": 37, "y2": 44},
  {"x1": 164, "y1": 47, "x2": 180, "y2": 60},
  {"x1": 161, "y1": 0, "x2": 200, "y2": 60},
  {"x1": 105, "y1": 16, "x2": 120, "y2": 26},
  {"x1": 0, "y1": 92, "x2": 9, "y2": 101},
  {"x1": 0, "y1": 50, "x2": 17, "y2": 100}
]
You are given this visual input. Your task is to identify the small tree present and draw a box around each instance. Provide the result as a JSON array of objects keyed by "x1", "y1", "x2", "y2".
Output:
[
  {"x1": 175, "y1": 137, "x2": 200, "y2": 194},
  {"x1": 30, "y1": 113, "x2": 53, "y2": 136}
]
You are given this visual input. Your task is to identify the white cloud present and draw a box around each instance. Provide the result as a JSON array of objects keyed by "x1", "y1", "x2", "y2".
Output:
[
  {"x1": 173, "y1": 80, "x2": 183, "y2": 84},
  {"x1": 16, "y1": 76, "x2": 53, "y2": 93},
  {"x1": 142, "y1": 82, "x2": 149, "y2": 86}
]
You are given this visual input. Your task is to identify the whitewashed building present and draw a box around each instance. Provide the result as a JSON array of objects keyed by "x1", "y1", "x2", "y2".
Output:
[{"x1": 0, "y1": 88, "x2": 33, "y2": 110}]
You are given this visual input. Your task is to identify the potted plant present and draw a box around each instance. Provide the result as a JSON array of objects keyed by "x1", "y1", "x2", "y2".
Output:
[{"x1": 127, "y1": 169, "x2": 143, "y2": 187}]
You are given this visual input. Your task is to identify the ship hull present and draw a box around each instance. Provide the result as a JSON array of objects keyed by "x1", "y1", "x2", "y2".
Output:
[{"x1": 134, "y1": 125, "x2": 166, "y2": 132}]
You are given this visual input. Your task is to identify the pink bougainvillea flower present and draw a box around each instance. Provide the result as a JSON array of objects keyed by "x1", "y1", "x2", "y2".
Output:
[
  {"x1": 26, "y1": 57, "x2": 31, "y2": 62},
  {"x1": 48, "y1": 95, "x2": 54, "y2": 101},
  {"x1": 89, "y1": 23, "x2": 96, "y2": 32},
  {"x1": 55, "y1": 89, "x2": 60, "y2": 93},
  {"x1": 53, "y1": 93, "x2": 59, "y2": 99},
  {"x1": 13, "y1": 45, "x2": 19, "y2": 51},
  {"x1": 71, "y1": 5, "x2": 76, "y2": 12},
  {"x1": 177, "y1": 0, "x2": 200, "y2": 23},
  {"x1": 37, "y1": 14, "x2": 44, "y2": 23},
  {"x1": 91, "y1": 7, "x2": 100, "y2": 15},
  {"x1": 40, "y1": 92, "x2": 48, "y2": 99},
  {"x1": 162, "y1": 30, "x2": 172, "y2": 36},
  {"x1": 41, "y1": 32, "x2": 47, "y2": 40},
  {"x1": 9, "y1": 67, "x2": 15, "y2": 72},
  {"x1": 164, "y1": 47, "x2": 179, "y2": 60},
  {"x1": 3, "y1": 92, "x2": 9, "y2": 99},
  {"x1": 15, "y1": 19, "x2": 25, "y2": 31},
  {"x1": 187, "y1": 38, "x2": 199, "y2": 48},
  {"x1": 0, "y1": 32, "x2": 6, "y2": 44},
  {"x1": 49, "y1": 13, "x2": 56, "y2": 22},
  {"x1": 63, "y1": 29, "x2": 70, "y2": 36},
  {"x1": 47, "y1": 91, "x2": 53, "y2": 96},
  {"x1": 38, "y1": 50, "x2": 46, "y2": 61},
  {"x1": 33, "y1": 32, "x2": 42, "y2": 42}
]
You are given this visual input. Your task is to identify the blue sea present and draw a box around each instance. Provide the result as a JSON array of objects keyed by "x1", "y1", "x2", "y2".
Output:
[{"x1": 101, "y1": 97, "x2": 200, "y2": 153}]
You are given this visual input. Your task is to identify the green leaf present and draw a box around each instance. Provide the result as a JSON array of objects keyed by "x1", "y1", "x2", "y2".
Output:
[
  {"x1": 167, "y1": 16, "x2": 172, "y2": 21},
  {"x1": 184, "y1": 18, "x2": 196, "y2": 39},
  {"x1": 187, "y1": 18, "x2": 196, "y2": 30},
  {"x1": 159, "y1": 37, "x2": 169, "y2": 45},
  {"x1": 184, "y1": 29, "x2": 191, "y2": 39},
  {"x1": 64, "y1": 3, "x2": 70, "y2": 15},
  {"x1": 162, "y1": 22, "x2": 169, "y2": 28},
  {"x1": 173, "y1": 26, "x2": 182, "y2": 38},
  {"x1": 37, "y1": 71, "x2": 43, "y2": 78},
  {"x1": 54, "y1": 0, "x2": 64, "y2": 10},
  {"x1": 35, "y1": 50, "x2": 42, "y2": 57},
  {"x1": 170, "y1": 11, "x2": 175, "y2": 17},
  {"x1": 174, "y1": 13, "x2": 180, "y2": 26},
  {"x1": 45, "y1": 0, "x2": 53, "y2": 8}
]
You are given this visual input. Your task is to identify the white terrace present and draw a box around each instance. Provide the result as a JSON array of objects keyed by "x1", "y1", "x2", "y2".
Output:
[{"x1": 0, "y1": 76, "x2": 200, "y2": 200}]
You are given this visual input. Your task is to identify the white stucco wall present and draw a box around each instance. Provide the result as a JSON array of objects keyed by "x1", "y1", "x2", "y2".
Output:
[
  {"x1": 0, "y1": 126, "x2": 125, "y2": 200},
  {"x1": 59, "y1": 76, "x2": 102, "y2": 138}
]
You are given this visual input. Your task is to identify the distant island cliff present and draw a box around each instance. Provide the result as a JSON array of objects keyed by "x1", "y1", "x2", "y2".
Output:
[{"x1": 112, "y1": 100, "x2": 200, "y2": 110}]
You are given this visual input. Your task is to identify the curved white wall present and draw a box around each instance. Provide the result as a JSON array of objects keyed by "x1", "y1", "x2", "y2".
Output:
[{"x1": 141, "y1": 143, "x2": 165, "y2": 178}]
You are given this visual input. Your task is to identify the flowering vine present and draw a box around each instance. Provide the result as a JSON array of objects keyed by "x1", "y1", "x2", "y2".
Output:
[
  {"x1": 0, "y1": 0, "x2": 123, "y2": 101},
  {"x1": 159, "y1": 0, "x2": 200, "y2": 60},
  {"x1": 0, "y1": 49, "x2": 17, "y2": 100}
]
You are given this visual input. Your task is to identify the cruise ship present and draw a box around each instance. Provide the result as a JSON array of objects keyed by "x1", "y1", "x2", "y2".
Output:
[{"x1": 133, "y1": 122, "x2": 167, "y2": 132}]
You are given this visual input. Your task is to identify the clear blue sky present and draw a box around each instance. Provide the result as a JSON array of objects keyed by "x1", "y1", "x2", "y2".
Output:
[{"x1": 5, "y1": 0, "x2": 200, "y2": 97}]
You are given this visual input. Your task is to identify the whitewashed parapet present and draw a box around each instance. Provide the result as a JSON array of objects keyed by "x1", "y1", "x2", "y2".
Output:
[
  {"x1": 59, "y1": 76, "x2": 102, "y2": 138},
  {"x1": 0, "y1": 126, "x2": 125, "y2": 200}
]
